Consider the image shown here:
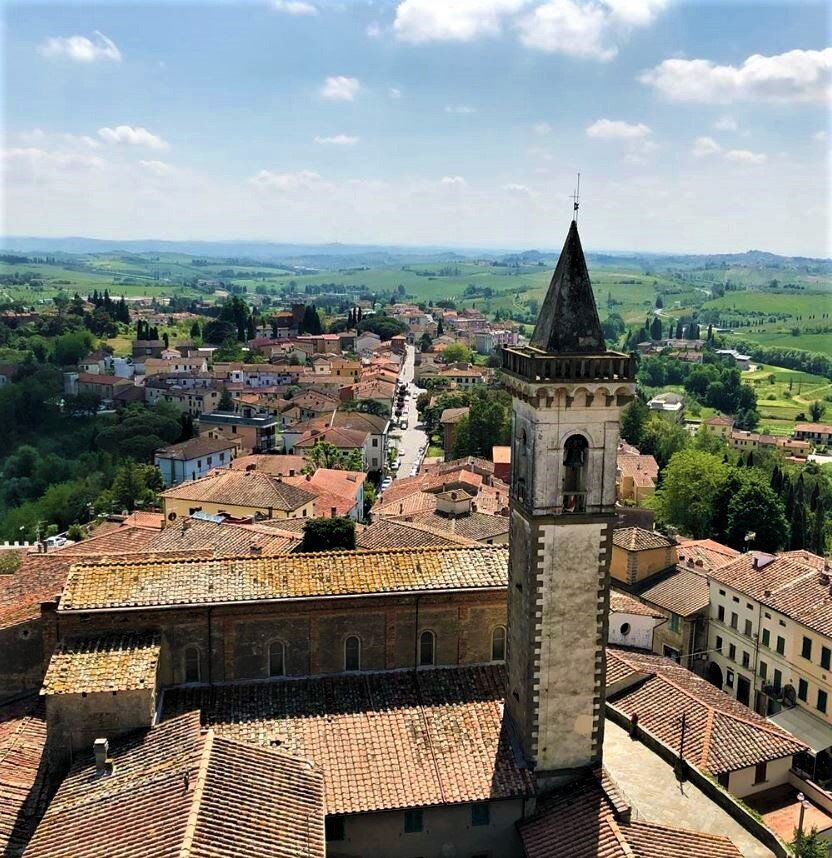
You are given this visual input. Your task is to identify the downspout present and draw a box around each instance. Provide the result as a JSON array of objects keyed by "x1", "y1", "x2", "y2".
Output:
[{"x1": 207, "y1": 606, "x2": 214, "y2": 686}]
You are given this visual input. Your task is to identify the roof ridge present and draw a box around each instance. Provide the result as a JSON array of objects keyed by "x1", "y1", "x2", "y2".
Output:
[
  {"x1": 179, "y1": 729, "x2": 213, "y2": 858},
  {"x1": 604, "y1": 813, "x2": 637, "y2": 857},
  {"x1": 699, "y1": 707, "x2": 715, "y2": 769}
]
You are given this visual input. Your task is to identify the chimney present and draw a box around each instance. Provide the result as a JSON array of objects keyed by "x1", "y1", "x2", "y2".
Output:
[
  {"x1": 752, "y1": 556, "x2": 759, "y2": 570},
  {"x1": 94, "y1": 738, "x2": 111, "y2": 775},
  {"x1": 250, "y1": 544, "x2": 263, "y2": 556},
  {"x1": 331, "y1": 507, "x2": 337, "y2": 518},
  {"x1": 289, "y1": 469, "x2": 295, "y2": 477},
  {"x1": 819, "y1": 572, "x2": 830, "y2": 586}
]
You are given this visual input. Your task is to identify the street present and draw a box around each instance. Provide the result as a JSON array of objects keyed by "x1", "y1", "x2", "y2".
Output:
[{"x1": 393, "y1": 345, "x2": 428, "y2": 480}]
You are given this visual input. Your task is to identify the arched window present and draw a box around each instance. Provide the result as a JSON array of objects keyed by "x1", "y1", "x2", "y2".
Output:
[
  {"x1": 419, "y1": 630, "x2": 435, "y2": 667},
  {"x1": 344, "y1": 635, "x2": 361, "y2": 672},
  {"x1": 269, "y1": 640, "x2": 285, "y2": 677},
  {"x1": 562, "y1": 434, "x2": 589, "y2": 512},
  {"x1": 491, "y1": 626, "x2": 506, "y2": 662},
  {"x1": 183, "y1": 646, "x2": 201, "y2": 684}
]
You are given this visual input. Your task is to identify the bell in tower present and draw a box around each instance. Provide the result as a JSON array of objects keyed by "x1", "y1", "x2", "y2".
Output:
[{"x1": 501, "y1": 215, "x2": 636, "y2": 791}]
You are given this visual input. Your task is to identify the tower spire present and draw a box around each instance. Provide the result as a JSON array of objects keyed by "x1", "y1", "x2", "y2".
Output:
[
  {"x1": 530, "y1": 216, "x2": 605, "y2": 355},
  {"x1": 571, "y1": 172, "x2": 580, "y2": 223}
]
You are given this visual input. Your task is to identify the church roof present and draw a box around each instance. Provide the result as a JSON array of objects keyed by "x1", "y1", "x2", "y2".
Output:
[{"x1": 530, "y1": 220, "x2": 606, "y2": 355}]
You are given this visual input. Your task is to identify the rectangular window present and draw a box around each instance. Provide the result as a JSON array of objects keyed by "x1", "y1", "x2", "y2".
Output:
[
  {"x1": 822, "y1": 647, "x2": 831, "y2": 671},
  {"x1": 764, "y1": 612, "x2": 771, "y2": 619},
  {"x1": 776, "y1": 636, "x2": 786, "y2": 655},
  {"x1": 730, "y1": 612, "x2": 738, "y2": 630},
  {"x1": 754, "y1": 762, "x2": 768, "y2": 785},
  {"x1": 819, "y1": 690, "x2": 828, "y2": 714},
  {"x1": 670, "y1": 613, "x2": 681, "y2": 633},
  {"x1": 717, "y1": 606, "x2": 725, "y2": 622},
  {"x1": 471, "y1": 803, "x2": 490, "y2": 827},
  {"x1": 762, "y1": 629, "x2": 771, "y2": 648},
  {"x1": 325, "y1": 817, "x2": 345, "y2": 842},
  {"x1": 715, "y1": 635, "x2": 723, "y2": 653},
  {"x1": 718, "y1": 771, "x2": 730, "y2": 789},
  {"x1": 732, "y1": 596, "x2": 740, "y2": 604},
  {"x1": 773, "y1": 669, "x2": 782, "y2": 691},
  {"x1": 799, "y1": 679, "x2": 808, "y2": 702},
  {"x1": 802, "y1": 637, "x2": 813, "y2": 660},
  {"x1": 742, "y1": 651, "x2": 750, "y2": 668},
  {"x1": 719, "y1": 589, "x2": 726, "y2": 596},
  {"x1": 404, "y1": 809, "x2": 423, "y2": 834},
  {"x1": 746, "y1": 603, "x2": 753, "y2": 611},
  {"x1": 729, "y1": 643, "x2": 736, "y2": 661},
  {"x1": 726, "y1": 669, "x2": 734, "y2": 688},
  {"x1": 759, "y1": 661, "x2": 768, "y2": 679},
  {"x1": 744, "y1": 619, "x2": 753, "y2": 637}
]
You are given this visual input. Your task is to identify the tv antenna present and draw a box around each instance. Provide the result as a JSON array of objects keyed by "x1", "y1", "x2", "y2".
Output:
[{"x1": 571, "y1": 172, "x2": 581, "y2": 222}]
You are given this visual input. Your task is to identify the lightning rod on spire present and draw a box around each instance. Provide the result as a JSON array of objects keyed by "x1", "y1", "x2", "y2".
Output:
[{"x1": 571, "y1": 172, "x2": 581, "y2": 223}]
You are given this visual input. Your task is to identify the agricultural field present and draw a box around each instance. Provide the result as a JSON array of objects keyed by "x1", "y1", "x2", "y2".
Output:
[{"x1": 742, "y1": 363, "x2": 832, "y2": 436}]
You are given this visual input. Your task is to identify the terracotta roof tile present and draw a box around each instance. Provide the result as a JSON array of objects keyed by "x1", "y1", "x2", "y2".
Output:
[
  {"x1": 154, "y1": 437, "x2": 237, "y2": 461},
  {"x1": 356, "y1": 518, "x2": 477, "y2": 550},
  {"x1": 400, "y1": 510, "x2": 509, "y2": 542},
  {"x1": 606, "y1": 649, "x2": 805, "y2": 774},
  {"x1": 58, "y1": 546, "x2": 509, "y2": 612},
  {"x1": 518, "y1": 768, "x2": 741, "y2": 858},
  {"x1": 161, "y1": 470, "x2": 316, "y2": 512},
  {"x1": 162, "y1": 664, "x2": 533, "y2": 815},
  {"x1": 0, "y1": 696, "x2": 50, "y2": 856},
  {"x1": 675, "y1": 538, "x2": 739, "y2": 572},
  {"x1": 612, "y1": 527, "x2": 673, "y2": 552},
  {"x1": 230, "y1": 454, "x2": 305, "y2": 476},
  {"x1": 640, "y1": 568, "x2": 710, "y2": 617},
  {"x1": 0, "y1": 555, "x2": 73, "y2": 630},
  {"x1": 609, "y1": 590, "x2": 664, "y2": 618},
  {"x1": 41, "y1": 632, "x2": 161, "y2": 695},
  {"x1": 142, "y1": 518, "x2": 299, "y2": 556},
  {"x1": 24, "y1": 712, "x2": 325, "y2": 858},
  {"x1": 710, "y1": 551, "x2": 819, "y2": 601}
]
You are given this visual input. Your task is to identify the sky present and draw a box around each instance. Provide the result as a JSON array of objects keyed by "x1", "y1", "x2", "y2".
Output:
[{"x1": 1, "y1": 0, "x2": 830, "y2": 255}]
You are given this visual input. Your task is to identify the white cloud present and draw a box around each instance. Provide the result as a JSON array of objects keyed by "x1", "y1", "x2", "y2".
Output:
[
  {"x1": 714, "y1": 115, "x2": 738, "y2": 131},
  {"x1": 586, "y1": 118, "x2": 651, "y2": 139},
  {"x1": 814, "y1": 130, "x2": 828, "y2": 141},
  {"x1": 502, "y1": 182, "x2": 534, "y2": 195},
  {"x1": 393, "y1": 0, "x2": 528, "y2": 43},
  {"x1": 272, "y1": 0, "x2": 318, "y2": 14},
  {"x1": 98, "y1": 125, "x2": 169, "y2": 150},
  {"x1": 389, "y1": 87, "x2": 402, "y2": 99},
  {"x1": 517, "y1": 0, "x2": 666, "y2": 61},
  {"x1": 320, "y1": 75, "x2": 361, "y2": 101},
  {"x1": 724, "y1": 148, "x2": 767, "y2": 165},
  {"x1": 690, "y1": 136, "x2": 767, "y2": 165},
  {"x1": 440, "y1": 175, "x2": 467, "y2": 186},
  {"x1": 250, "y1": 169, "x2": 329, "y2": 193},
  {"x1": 2, "y1": 147, "x2": 105, "y2": 174},
  {"x1": 640, "y1": 48, "x2": 832, "y2": 103},
  {"x1": 532, "y1": 122, "x2": 552, "y2": 135},
  {"x1": 366, "y1": 21, "x2": 383, "y2": 38},
  {"x1": 314, "y1": 134, "x2": 359, "y2": 146},
  {"x1": 139, "y1": 160, "x2": 175, "y2": 176},
  {"x1": 445, "y1": 104, "x2": 476, "y2": 114},
  {"x1": 691, "y1": 136, "x2": 722, "y2": 157},
  {"x1": 38, "y1": 30, "x2": 122, "y2": 63}
]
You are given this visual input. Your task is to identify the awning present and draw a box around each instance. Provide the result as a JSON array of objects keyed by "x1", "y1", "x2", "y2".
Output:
[{"x1": 769, "y1": 706, "x2": 832, "y2": 754}]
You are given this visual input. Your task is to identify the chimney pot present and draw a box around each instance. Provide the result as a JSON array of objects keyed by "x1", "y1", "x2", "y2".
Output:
[
  {"x1": 94, "y1": 738, "x2": 109, "y2": 774},
  {"x1": 331, "y1": 507, "x2": 337, "y2": 518},
  {"x1": 289, "y1": 469, "x2": 295, "y2": 477}
]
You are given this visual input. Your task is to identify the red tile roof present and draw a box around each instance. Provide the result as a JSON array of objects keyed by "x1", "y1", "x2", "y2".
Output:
[
  {"x1": 161, "y1": 469, "x2": 316, "y2": 512},
  {"x1": 640, "y1": 568, "x2": 710, "y2": 617},
  {"x1": 0, "y1": 696, "x2": 50, "y2": 856},
  {"x1": 519, "y1": 768, "x2": 742, "y2": 858},
  {"x1": 609, "y1": 590, "x2": 664, "y2": 618},
  {"x1": 162, "y1": 665, "x2": 533, "y2": 815},
  {"x1": 710, "y1": 550, "x2": 819, "y2": 601},
  {"x1": 24, "y1": 712, "x2": 325, "y2": 858},
  {"x1": 612, "y1": 527, "x2": 673, "y2": 552},
  {"x1": 58, "y1": 545, "x2": 509, "y2": 612},
  {"x1": 606, "y1": 649, "x2": 805, "y2": 774},
  {"x1": 675, "y1": 538, "x2": 739, "y2": 572},
  {"x1": 0, "y1": 555, "x2": 73, "y2": 630}
]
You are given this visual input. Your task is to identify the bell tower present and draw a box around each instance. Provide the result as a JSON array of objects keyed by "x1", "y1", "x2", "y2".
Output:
[{"x1": 502, "y1": 218, "x2": 636, "y2": 789}]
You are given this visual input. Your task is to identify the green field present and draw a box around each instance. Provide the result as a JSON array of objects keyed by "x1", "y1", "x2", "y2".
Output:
[{"x1": 743, "y1": 363, "x2": 831, "y2": 435}]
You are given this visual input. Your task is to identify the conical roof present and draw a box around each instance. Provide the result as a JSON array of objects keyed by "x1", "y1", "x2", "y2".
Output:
[{"x1": 530, "y1": 220, "x2": 606, "y2": 354}]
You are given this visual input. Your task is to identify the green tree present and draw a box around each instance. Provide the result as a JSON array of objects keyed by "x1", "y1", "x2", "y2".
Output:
[
  {"x1": 301, "y1": 516, "x2": 356, "y2": 551},
  {"x1": 791, "y1": 827, "x2": 827, "y2": 858},
  {"x1": 203, "y1": 319, "x2": 237, "y2": 344},
  {"x1": 419, "y1": 332, "x2": 433, "y2": 352},
  {"x1": 809, "y1": 400, "x2": 826, "y2": 422},
  {"x1": 639, "y1": 416, "x2": 690, "y2": 469},
  {"x1": 53, "y1": 330, "x2": 94, "y2": 366},
  {"x1": 190, "y1": 321, "x2": 202, "y2": 339},
  {"x1": 451, "y1": 392, "x2": 510, "y2": 458},
  {"x1": 692, "y1": 426, "x2": 725, "y2": 454},
  {"x1": 620, "y1": 400, "x2": 649, "y2": 447},
  {"x1": 218, "y1": 387, "x2": 234, "y2": 411},
  {"x1": 441, "y1": 342, "x2": 473, "y2": 364},
  {"x1": 724, "y1": 473, "x2": 789, "y2": 551},
  {"x1": 357, "y1": 314, "x2": 407, "y2": 340},
  {"x1": 651, "y1": 449, "x2": 729, "y2": 538}
]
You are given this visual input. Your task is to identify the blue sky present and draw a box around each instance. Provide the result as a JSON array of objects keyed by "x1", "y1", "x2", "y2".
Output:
[{"x1": 2, "y1": 0, "x2": 830, "y2": 255}]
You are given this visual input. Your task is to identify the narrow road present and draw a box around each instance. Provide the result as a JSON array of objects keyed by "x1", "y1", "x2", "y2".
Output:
[{"x1": 394, "y1": 345, "x2": 428, "y2": 480}]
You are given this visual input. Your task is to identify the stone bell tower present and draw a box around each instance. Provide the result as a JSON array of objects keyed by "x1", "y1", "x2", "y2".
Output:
[{"x1": 502, "y1": 218, "x2": 636, "y2": 789}]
